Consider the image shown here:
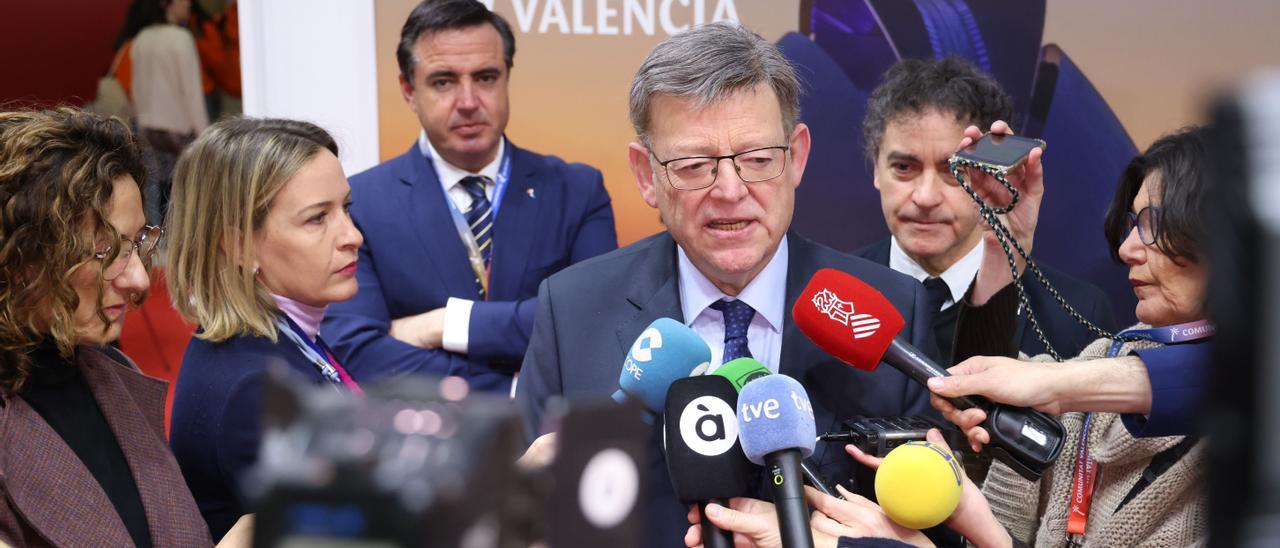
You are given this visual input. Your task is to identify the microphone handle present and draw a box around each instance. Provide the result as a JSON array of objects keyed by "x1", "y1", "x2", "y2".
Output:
[
  {"x1": 766, "y1": 450, "x2": 815, "y2": 548},
  {"x1": 800, "y1": 458, "x2": 842, "y2": 499},
  {"x1": 884, "y1": 338, "x2": 990, "y2": 410},
  {"x1": 699, "y1": 500, "x2": 734, "y2": 548}
]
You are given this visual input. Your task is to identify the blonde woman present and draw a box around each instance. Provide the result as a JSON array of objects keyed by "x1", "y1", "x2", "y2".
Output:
[{"x1": 166, "y1": 117, "x2": 363, "y2": 540}]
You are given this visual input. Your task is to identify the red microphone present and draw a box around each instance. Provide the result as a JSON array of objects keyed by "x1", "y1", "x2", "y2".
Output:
[
  {"x1": 792, "y1": 268, "x2": 1065, "y2": 480},
  {"x1": 792, "y1": 268, "x2": 969, "y2": 401}
]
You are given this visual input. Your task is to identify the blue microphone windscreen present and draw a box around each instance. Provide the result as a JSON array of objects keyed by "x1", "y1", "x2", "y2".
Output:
[
  {"x1": 735, "y1": 374, "x2": 816, "y2": 465},
  {"x1": 616, "y1": 318, "x2": 712, "y2": 412}
]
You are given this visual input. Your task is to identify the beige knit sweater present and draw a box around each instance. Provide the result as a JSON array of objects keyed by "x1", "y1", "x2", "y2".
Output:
[{"x1": 980, "y1": 332, "x2": 1208, "y2": 547}]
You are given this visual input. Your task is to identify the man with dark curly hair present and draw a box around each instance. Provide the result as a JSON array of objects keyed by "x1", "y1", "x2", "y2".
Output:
[{"x1": 855, "y1": 56, "x2": 1116, "y2": 365}]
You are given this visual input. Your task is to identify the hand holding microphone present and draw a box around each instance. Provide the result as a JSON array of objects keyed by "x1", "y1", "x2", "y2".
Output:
[
  {"x1": 664, "y1": 375, "x2": 756, "y2": 548},
  {"x1": 737, "y1": 374, "x2": 817, "y2": 548},
  {"x1": 793, "y1": 269, "x2": 1066, "y2": 481},
  {"x1": 842, "y1": 429, "x2": 1012, "y2": 548}
]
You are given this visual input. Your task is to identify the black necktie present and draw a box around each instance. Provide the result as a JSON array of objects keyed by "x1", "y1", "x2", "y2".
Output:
[
  {"x1": 710, "y1": 299, "x2": 756, "y2": 362},
  {"x1": 923, "y1": 277, "x2": 960, "y2": 365},
  {"x1": 923, "y1": 277, "x2": 951, "y2": 313}
]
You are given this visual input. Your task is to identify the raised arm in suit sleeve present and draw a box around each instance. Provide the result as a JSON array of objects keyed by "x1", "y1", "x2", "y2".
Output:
[
  {"x1": 1123, "y1": 342, "x2": 1210, "y2": 437},
  {"x1": 466, "y1": 168, "x2": 617, "y2": 362},
  {"x1": 513, "y1": 279, "x2": 564, "y2": 445},
  {"x1": 324, "y1": 235, "x2": 472, "y2": 382}
]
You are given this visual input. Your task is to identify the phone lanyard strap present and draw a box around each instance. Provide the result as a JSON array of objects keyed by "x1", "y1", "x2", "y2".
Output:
[
  {"x1": 1067, "y1": 320, "x2": 1214, "y2": 542},
  {"x1": 949, "y1": 157, "x2": 1149, "y2": 361},
  {"x1": 434, "y1": 145, "x2": 513, "y2": 298}
]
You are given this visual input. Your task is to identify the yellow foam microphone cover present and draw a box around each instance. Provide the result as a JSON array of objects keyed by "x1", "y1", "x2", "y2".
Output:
[{"x1": 874, "y1": 441, "x2": 963, "y2": 529}]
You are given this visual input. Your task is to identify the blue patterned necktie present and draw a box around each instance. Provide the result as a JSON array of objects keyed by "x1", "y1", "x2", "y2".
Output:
[
  {"x1": 459, "y1": 175, "x2": 493, "y2": 295},
  {"x1": 710, "y1": 299, "x2": 756, "y2": 362}
]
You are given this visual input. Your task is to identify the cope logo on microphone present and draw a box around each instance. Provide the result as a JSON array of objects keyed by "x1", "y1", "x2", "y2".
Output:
[
  {"x1": 623, "y1": 327, "x2": 662, "y2": 380},
  {"x1": 811, "y1": 288, "x2": 881, "y2": 339},
  {"x1": 678, "y1": 396, "x2": 738, "y2": 456}
]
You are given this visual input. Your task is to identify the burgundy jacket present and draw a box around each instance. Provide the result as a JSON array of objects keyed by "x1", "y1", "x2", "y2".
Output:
[{"x1": 0, "y1": 347, "x2": 212, "y2": 547}]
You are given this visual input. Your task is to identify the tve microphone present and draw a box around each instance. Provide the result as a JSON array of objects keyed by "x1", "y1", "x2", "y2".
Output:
[
  {"x1": 737, "y1": 374, "x2": 816, "y2": 548},
  {"x1": 793, "y1": 268, "x2": 1065, "y2": 480},
  {"x1": 613, "y1": 318, "x2": 712, "y2": 413},
  {"x1": 664, "y1": 376, "x2": 756, "y2": 548},
  {"x1": 713, "y1": 358, "x2": 841, "y2": 499}
]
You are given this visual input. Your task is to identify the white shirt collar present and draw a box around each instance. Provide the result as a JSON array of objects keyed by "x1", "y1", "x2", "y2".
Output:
[
  {"x1": 677, "y1": 235, "x2": 788, "y2": 335},
  {"x1": 888, "y1": 236, "x2": 983, "y2": 307},
  {"x1": 417, "y1": 130, "x2": 506, "y2": 192}
]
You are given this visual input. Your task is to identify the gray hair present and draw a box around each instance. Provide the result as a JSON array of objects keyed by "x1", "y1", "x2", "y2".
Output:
[{"x1": 628, "y1": 22, "x2": 801, "y2": 144}]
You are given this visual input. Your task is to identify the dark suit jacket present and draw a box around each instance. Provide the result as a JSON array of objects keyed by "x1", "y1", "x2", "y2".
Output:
[
  {"x1": 324, "y1": 142, "x2": 617, "y2": 394},
  {"x1": 1125, "y1": 342, "x2": 1210, "y2": 437},
  {"x1": 514, "y1": 232, "x2": 937, "y2": 546},
  {"x1": 855, "y1": 237, "x2": 1117, "y2": 360},
  {"x1": 170, "y1": 327, "x2": 333, "y2": 541},
  {"x1": 0, "y1": 347, "x2": 211, "y2": 547}
]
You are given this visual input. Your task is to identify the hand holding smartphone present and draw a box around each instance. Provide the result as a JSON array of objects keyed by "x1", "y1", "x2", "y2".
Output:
[{"x1": 950, "y1": 122, "x2": 1047, "y2": 307}]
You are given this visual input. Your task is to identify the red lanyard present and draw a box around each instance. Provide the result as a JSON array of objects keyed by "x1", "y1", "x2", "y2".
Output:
[
  {"x1": 1068, "y1": 321, "x2": 1213, "y2": 540},
  {"x1": 1067, "y1": 413, "x2": 1099, "y2": 536}
]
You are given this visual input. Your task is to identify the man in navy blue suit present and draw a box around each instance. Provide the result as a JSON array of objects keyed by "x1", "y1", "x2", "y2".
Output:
[
  {"x1": 855, "y1": 57, "x2": 1115, "y2": 363},
  {"x1": 324, "y1": 0, "x2": 616, "y2": 394},
  {"x1": 515, "y1": 23, "x2": 938, "y2": 547}
]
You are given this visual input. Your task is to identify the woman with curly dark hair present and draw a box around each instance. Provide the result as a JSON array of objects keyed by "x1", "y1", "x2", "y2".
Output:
[{"x1": 0, "y1": 108, "x2": 243, "y2": 547}]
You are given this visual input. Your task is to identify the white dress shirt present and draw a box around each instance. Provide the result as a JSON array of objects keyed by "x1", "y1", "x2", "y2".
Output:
[
  {"x1": 888, "y1": 236, "x2": 984, "y2": 312},
  {"x1": 678, "y1": 236, "x2": 789, "y2": 374},
  {"x1": 417, "y1": 131, "x2": 507, "y2": 354}
]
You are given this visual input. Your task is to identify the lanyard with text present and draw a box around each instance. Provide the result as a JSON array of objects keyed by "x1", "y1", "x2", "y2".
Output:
[
  {"x1": 1067, "y1": 320, "x2": 1215, "y2": 540},
  {"x1": 438, "y1": 146, "x2": 513, "y2": 298},
  {"x1": 276, "y1": 315, "x2": 347, "y2": 393}
]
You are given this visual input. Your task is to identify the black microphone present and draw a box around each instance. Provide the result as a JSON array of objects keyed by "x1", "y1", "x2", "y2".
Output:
[
  {"x1": 737, "y1": 374, "x2": 817, "y2": 548},
  {"x1": 664, "y1": 376, "x2": 756, "y2": 548}
]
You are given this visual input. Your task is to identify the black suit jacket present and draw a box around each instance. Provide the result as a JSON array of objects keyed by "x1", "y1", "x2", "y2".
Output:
[
  {"x1": 855, "y1": 237, "x2": 1117, "y2": 360},
  {"x1": 515, "y1": 232, "x2": 938, "y2": 546}
]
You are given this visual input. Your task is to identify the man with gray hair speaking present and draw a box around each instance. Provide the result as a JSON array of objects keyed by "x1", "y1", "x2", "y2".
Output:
[{"x1": 515, "y1": 22, "x2": 938, "y2": 545}]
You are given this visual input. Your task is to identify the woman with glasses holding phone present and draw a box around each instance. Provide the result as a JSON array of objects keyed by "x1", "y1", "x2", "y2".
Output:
[
  {"x1": 164, "y1": 117, "x2": 364, "y2": 540},
  {"x1": 917, "y1": 125, "x2": 1212, "y2": 546},
  {"x1": 0, "y1": 108, "x2": 224, "y2": 546}
]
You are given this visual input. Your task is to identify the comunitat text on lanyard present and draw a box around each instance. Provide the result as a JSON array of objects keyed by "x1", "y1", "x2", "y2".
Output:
[
  {"x1": 441, "y1": 146, "x2": 513, "y2": 298},
  {"x1": 1066, "y1": 319, "x2": 1215, "y2": 543}
]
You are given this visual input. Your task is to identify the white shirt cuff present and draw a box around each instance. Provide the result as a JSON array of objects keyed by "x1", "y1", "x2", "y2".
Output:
[{"x1": 442, "y1": 297, "x2": 473, "y2": 354}]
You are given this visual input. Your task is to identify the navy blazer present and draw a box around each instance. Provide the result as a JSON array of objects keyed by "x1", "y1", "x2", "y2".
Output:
[
  {"x1": 170, "y1": 328, "x2": 333, "y2": 541},
  {"x1": 1125, "y1": 342, "x2": 1210, "y2": 437},
  {"x1": 324, "y1": 142, "x2": 617, "y2": 394},
  {"x1": 855, "y1": 237, "x2": 1117, "y2": 359},
  {"x1": 514, "y1": 232, "x2": 937, "y2": 547}
]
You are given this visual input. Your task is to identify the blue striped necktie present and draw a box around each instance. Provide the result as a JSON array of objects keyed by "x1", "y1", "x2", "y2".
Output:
[{"x1": 459, "y1": 175, "x2": 493, "y2": 295}]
